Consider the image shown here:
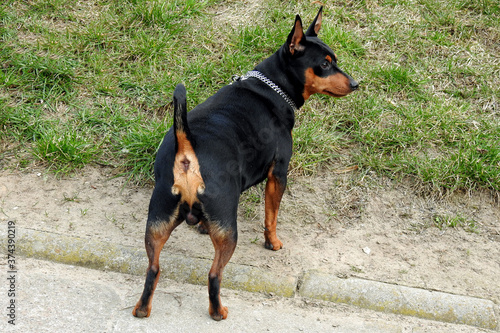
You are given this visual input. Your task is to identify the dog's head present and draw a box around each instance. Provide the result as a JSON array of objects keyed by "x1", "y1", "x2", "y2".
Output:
[{"x1": 286, "y1": 7, "x2": 359, "y2": 100}]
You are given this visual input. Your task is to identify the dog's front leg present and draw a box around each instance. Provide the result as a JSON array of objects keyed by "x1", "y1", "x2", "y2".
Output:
[{"x1": 264, "y1": 163, "x2": 286, "y2": 250}]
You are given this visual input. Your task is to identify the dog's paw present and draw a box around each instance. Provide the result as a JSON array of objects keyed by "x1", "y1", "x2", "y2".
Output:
[
  {"x1": 210, "y1": 306, "x2": 228, "y2": 321},
  {"x1": 197, "y1": 222, "x2": 209, "y2": 234},
  {"x1": 265, "y1": 238, "x2": 283, "y2": 251},
  {"x1": 132, "y1": 303, "x2": 150, "y2": 318}
]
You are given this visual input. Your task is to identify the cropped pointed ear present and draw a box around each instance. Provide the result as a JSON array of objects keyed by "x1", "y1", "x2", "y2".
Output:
[
  {"x1": 306, "y1": 6, "x2": 323, "y2": 36},
  {"x1": 287, "y1": 15, "x2": 305, "y2": 55}
]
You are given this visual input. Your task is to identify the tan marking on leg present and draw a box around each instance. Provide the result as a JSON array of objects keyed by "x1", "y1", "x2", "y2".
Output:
[{"x1": 264, "y1": 165, "x2": 284, "y2": 251}]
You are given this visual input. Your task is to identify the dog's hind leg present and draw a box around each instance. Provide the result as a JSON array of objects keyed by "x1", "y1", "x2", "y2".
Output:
[
  {"x1": 207, "y1": 224, "x2": 237, "y2": 321},
  {"x1": 133, "y1": 185, "x2": 181, "y2": 318},
  {"x1": 132, "y1": 218, "x2": 181, "y2": 318}
]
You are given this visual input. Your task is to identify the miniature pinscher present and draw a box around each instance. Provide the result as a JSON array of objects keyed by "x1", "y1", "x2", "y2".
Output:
[{"x1": 133, "y1": 6, "x2": 358, "y2": 321}]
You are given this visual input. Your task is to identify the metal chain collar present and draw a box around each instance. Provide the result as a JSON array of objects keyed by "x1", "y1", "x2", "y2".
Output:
[{"x1": 232, "y1": 71, "x2": 298, "y2": 111}]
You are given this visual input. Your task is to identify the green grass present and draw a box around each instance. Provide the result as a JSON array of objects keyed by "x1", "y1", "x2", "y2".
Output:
[
  {"x1": 0, "y1": 0, "x2": 499, "y2": 193},
  {"x1": 433, "y1": 213, "x2": 478, "y2": 233}
]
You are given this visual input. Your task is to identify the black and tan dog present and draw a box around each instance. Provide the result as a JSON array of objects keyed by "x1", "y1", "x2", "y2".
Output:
[{"x1": 133, "y1": 6, "x2": 358, "y2": 321}]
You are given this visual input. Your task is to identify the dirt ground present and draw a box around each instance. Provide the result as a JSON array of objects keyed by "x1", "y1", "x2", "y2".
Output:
[{"x1": 1, "y1": 166, "x2": 499, "y2": 305}]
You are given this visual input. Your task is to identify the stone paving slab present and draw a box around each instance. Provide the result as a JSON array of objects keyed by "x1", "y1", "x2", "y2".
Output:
[{"x1": 2, "y1": 227, "x2": 498, "y2": 330}]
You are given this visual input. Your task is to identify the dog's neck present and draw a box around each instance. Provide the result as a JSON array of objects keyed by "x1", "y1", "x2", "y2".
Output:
[{"x1": 254, "y1": 47, "x2": 306, "y2": 110}]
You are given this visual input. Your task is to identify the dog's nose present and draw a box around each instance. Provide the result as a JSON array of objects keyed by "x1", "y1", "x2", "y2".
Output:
[{"x1": 350, "y1": 79, "x2": 359, "y2": 91}]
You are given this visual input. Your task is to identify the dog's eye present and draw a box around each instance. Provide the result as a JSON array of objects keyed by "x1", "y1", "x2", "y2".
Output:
[{"x1": 320, "y1": 61, "x2": 331, "y2": 70}]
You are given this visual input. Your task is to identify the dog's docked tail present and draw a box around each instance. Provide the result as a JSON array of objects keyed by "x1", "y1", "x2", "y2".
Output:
[
  {"x1": 171, "y1": 84, "x2": 205, "y2": 225},
  {"x1": 173, "y1": 84, "x2": 191, "y2": 145}
]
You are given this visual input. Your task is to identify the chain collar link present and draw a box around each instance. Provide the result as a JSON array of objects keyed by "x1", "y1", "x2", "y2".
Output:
[{"x1": 232, "y1": 71, "x2": 298, "y2": 111}]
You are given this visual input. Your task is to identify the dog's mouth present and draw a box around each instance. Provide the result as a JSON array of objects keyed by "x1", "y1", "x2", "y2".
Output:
[{"x1": 323, "y1": 90, "x2": 348, "y2": 98}]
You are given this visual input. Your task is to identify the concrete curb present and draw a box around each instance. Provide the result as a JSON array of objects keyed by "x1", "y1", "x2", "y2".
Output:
[
  {"x1": 300, "y1": 271, "x2": 498, "y2": 330},
  {"x1": 5, "y1": 227, "x2": 498, "y2": 330}
]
